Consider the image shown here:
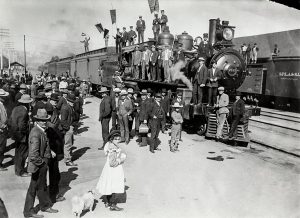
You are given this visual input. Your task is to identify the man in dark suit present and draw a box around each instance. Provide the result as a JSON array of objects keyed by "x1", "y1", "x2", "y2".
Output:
[
  {"x1": 198, "y1": 33, "x2": 213, "y2": 60},
  {"x1": 136, "y1": 16, "x2": 146, "y2": 43},
  {"x1": 115, "y1": 28, "x2": 122, "y2": 53},
  {"x1": 157, "y1": 47, "x2": 163, "y2": 81},
  {"x1": 10, "y1": 94, "x2": 33, "y2": 177},
  {"x1": 192, "y1": 57, "x2": 208, "y2": 104},
  {"x1": 160, "y1": 10, "x2": 168, "y2": 32},
  {"x1": 128, "y1": 26, "x2": 137, "y2": 45},
  {"x1": 98, "y1": 87, "x2": 112, "y2": 149},
  {"x1": 152, "y1": 13, "x2": 160, "y2": 40},
  {"x1": 226, "y1": 92, "x2": 245, "y2": 140},
  {"x1": 23, "y1": 108, "x2": 58, "y2": 218},
  {"x1": 150, "y1": 45, "x2": 158, "y2": 81},
  {"x1": 131, "y1": 89, "x2": 141, "y2": 137},
  {"x1": 122, "y1": 27, "x2": 128, "y2": 47},
  {"x1": 46, "y1": 93, "x2": 65, "y2": 203},
  {"x1": 207, "y1": 61, "x2": 222, "y2": 106},
  {"x1": 60, "y1": 93, "x2": 77, "y2": 166},
  {"x1": 137, "y1": 89, "x2": 148, "y2": 147},
  {"x1": 111, "y1": 87, "x2": 120, "y2": 131},
  {"x1": 146, "y1": 93, "x2": 164, "y2": 153}
]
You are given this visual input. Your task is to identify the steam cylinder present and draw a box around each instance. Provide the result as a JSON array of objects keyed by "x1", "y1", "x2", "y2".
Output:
[
  {"x1": 177, "y1": 31, "x2": 193, "y2": 50},
  {"x1": 157, "y1": 26, "x2": 174, "y2": 46}
]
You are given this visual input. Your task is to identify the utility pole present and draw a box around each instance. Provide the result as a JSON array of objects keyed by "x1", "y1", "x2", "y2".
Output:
[
  {"x1": 24, "y1": 35, "x2": 26, "y2": 75},
  {"x1": 0, "y1": 28, "x2": 9, "y2": 76}
]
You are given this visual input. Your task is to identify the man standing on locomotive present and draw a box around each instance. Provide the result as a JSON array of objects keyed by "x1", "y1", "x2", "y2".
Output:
[
  {"x1": 192, "y1": 57, "x2": 208, "y2": 105},
  {"x1": 132, "y1": 46, "x2": 142, "y2": 79},
  {"x1": 150, "y1": 45, "x2": 159, "y2": 81},
  {"x1": 160, "y1": 10, "x2": 168, "y2": 32},
  {"x1": 215, "y1": 86, "x2": 229, "y2": 140},
  {"x1": 162, "y1": 45, "x2": 172, "y2": 82},
  {"x1": 136, "y1": 16, "x2": 146, "y2": 43},
  {"x1": 198, "y1": 33, "x2": 213, "y2": 61},
  {"x1": 122, "y1": 27, "x2": 128, "y2": 47},
  {"x1": 141, "y1": 44, "x2": 151, "y2": 80},
  {"x1": 207, "y1": 61, "x2": 222, "y2": 106},
  {"x1": 152, "y1": 13, "x2": 160, "y2": 41},
  {"x1": 115, "y1": 28, "x2": 122, "y2": 53},
  {"x1": 128, "y1": 26, "x2": 137, "y2": 45}
]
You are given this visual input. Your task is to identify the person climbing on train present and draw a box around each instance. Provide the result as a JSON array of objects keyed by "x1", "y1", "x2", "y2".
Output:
[
  {"x1": 215, "y1": 86, "x2": 229, "y2": 140},
  {"x1": 207, "y1": 60, "x2": 222, "y2": 106},
  {"x1": 225, "y1": 91, "x2": 245, "y2": 140}
]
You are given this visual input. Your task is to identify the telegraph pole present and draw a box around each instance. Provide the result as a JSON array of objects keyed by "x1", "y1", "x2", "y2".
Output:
[
  {"x1": 0, "y1": 28, "x2": 10, "y2": 76},
  {"x1": 24, "y1": 35, "x2": 27, "y2": 75}
]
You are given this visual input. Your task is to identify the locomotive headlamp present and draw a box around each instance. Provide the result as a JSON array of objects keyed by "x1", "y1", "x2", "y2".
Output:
[{"x1": 222, "y1": 28, "x2": 234, "y2": 41}]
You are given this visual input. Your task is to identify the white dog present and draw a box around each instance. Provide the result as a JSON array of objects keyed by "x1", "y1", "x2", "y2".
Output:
[{"x1": 71, "y1": 190, "x2": 95, "y2": 218}]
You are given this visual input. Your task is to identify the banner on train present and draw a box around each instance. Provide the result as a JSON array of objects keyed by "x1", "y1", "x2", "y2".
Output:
[{"x1": 148, "y1": 0, "x2": 159, "y2": 13}]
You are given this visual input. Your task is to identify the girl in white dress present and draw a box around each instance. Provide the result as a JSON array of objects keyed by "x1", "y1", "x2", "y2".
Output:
[{"x1": 96, "y1": 132, "x2": 126, "y2": 211}]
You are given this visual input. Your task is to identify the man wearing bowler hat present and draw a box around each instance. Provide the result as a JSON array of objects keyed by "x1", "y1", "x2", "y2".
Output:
[
  {"x1": 198, "y1": 33, "x2": 213, "y2": 60},
  {"x1": 207, "y1": 60, "x2": 222, "y2": 106},
  {"x1": 23, "y1": 108, "x2": 59, "y2": 218},
  {"x1": 0, "y1": 89, "x2": 9, "y2": 171},
  {"x1": 146, "y1": 92, "x2": 164, "y2": 153},
  {"x1": 61, "y1": 93, "x2": 77, "y2": 166},
  {"x1": 98, "y1": 87, "x2": 112, "y2": 149},
  {"x1": 192, "y1": 56, "x2": 208, "y2": 104},
  {"x1": 136, "y1": 15, "x2": 146, "y2": 43},
  {"x1": 10, "y1": 94, "x2": 33, "y2": 177}
]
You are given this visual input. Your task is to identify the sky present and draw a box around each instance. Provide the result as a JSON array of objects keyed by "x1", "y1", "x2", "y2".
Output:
[{"x1": 0, "y1": 0, "x2": 299, "y2": 69}]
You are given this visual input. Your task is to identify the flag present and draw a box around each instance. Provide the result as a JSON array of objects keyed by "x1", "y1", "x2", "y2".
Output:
[
  {"x1": 95, "y1": 23, "x2": 104, "y2": 33},
  {"x1": 110, "y1": 9, "x2": 116, "y2": 24},
  {"x1": 81, "y1": 32, "x2": 86, "y2": 36},
  {"x1": 148, "y1": 0, "x2": 159, "y2": 13},
  {"x1": 104, "y1": 29, "x2": 109, "y2": 38}
]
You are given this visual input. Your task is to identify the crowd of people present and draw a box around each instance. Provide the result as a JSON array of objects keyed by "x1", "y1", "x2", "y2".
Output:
[{"x1": 0, "y1": 74, "x2": 90, "y2": 217}]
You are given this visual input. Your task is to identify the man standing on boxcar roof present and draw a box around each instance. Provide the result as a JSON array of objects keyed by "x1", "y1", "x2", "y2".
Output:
[
  {"x1": 122, "y1": 27, "x2": 129, "y2": 47},
  {"x1": 136, "y1": 16, "x2": 146, "y2": 43}
]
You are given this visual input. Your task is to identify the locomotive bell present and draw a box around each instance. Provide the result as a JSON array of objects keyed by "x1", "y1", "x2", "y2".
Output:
[
  {"x1": 177, "y1": 31, "x2": 193, "y2": 51},
  {"x1": 157, "y1": 26, "x2": 174, "y2": 46}
]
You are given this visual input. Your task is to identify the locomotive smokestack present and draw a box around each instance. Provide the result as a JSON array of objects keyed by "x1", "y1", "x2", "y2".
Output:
[{"x1": 209, "y1": 19, "x2": 217, "y2": 46}]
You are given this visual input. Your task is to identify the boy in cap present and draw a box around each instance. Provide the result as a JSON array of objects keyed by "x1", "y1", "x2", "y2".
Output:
[{"x1": 170, "y1": 102, "x2": 183, "y2": 152}]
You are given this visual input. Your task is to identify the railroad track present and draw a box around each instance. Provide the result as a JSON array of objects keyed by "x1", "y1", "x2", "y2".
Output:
[{"x1": 248, "y1": 110, "x2": 300, "y2": 158}]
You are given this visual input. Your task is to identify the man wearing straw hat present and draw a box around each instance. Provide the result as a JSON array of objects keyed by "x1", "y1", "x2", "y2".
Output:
[
  {"x1": 170, "y1": 102, "x2": 183, "y2": 152},
  {"x1": 98, "y1": 87, "x2": 112, "y2": 150},
  {"x1": 23, "y1": 108, "x2": 59, "y2": 218},
  {"x1": 0, "y1": 89, "x2": 9, "y2": 171},
  {"x1": 10, "y1": 94, "x2": 33, "y2": 177}
]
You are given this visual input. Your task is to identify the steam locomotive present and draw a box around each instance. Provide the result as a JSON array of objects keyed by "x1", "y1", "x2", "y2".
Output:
[{"x1": 45, "y1": 18, "x2": 256, "y2": 146}]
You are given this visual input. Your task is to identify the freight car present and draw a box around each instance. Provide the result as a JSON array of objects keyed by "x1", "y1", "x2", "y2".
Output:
[{"x1": 238, "y1": 56, "x2": 300, "y2": 112}]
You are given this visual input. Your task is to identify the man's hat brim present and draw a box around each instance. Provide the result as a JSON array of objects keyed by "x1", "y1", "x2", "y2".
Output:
[{"x1": 33, "y1": 115, "x2": 51, "y2": 121}]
